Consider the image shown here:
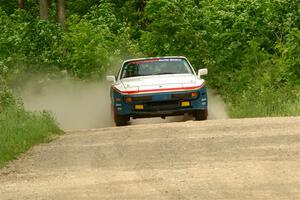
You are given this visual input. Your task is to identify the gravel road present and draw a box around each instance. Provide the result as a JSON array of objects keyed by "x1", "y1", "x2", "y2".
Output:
[{"x1": 0, "y1": 117, "x2": 299, "y2": 200}]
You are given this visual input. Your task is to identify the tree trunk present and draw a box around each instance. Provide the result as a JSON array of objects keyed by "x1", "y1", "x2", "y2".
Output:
[
  {"x1": 40, "y1": 0, "x2": 49, "y2": 20},
  {"x1": 138, "y1": 0, "x2": 146, "y2": 30},
  {"x1": 57, "y1": 0, "x2": 65, "y2": 26},
  {"x1": 18, "y1": 0, "x2": 25, "y2": 9}
]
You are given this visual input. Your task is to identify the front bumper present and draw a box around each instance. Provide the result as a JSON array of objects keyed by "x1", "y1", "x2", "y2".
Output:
[{"x1": 111, "y1": 86, "x2": 208, "y2": 118}]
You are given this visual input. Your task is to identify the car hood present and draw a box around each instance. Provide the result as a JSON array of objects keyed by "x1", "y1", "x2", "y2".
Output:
[{"x1": 114, "y1": 74, "x2": 204, "y2": 94}]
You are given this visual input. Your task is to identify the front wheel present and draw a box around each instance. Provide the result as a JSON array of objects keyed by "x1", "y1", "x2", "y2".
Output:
[
  {"x1": 114, "y1": 114, "x2": 129, "y2": 126},
  {"x1": 194, "y1": 110, "x2": 208, "y2": 121}
]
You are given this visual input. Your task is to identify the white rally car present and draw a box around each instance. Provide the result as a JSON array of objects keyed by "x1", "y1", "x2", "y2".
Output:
[{"x1": 107, "y1": 56, "x2": 208, "y2": 126}]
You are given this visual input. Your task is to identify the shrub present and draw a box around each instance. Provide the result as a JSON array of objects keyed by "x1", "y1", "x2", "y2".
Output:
[{"x1": 0, "y1": 107, "x2": 61, "y2": 167}]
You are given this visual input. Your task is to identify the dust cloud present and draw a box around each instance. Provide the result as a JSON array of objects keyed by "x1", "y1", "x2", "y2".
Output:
[
  {"x1": 207, "y1": 90, "x2": 229, "y2": 120},
  {"x1": 21, "y1": 77, "x2": 228, "y2": 130},
  {"x1": 21, "y1": 78, "x2": 114, "y2": 130}
]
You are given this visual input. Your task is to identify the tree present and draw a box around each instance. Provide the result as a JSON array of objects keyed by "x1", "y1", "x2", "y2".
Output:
[
  {"x1": 18, "y1": 0, "x2": 25, "y2": 9},
  {"x1": 56, "y1": 0, "x2": 65, "y2": 26},
  {"x1": 40, "y1": 0, "x2": 49, "y2": 20}
]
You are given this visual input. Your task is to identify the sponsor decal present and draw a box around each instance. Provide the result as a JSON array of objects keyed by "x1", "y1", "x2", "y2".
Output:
[
  {"x1": 128, "y1": 58, "x2": 182, "y2": 65},
  {"x1": 128, "y1": 59, "x2": 159, "y2": 65},
  {"x1": 159, "y1": 58, "x2": 182, "y2": 62}
]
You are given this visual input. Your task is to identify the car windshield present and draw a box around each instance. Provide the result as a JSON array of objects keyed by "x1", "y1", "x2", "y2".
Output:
[{"x1": 120, "y1": 58, "x2": 193, "y2": 79}]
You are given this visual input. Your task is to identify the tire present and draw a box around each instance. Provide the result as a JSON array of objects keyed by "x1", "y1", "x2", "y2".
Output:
[
  {"x1": 114, "y1": 114, "x2": 129, "y2": 126},
  {"x1": 194, "y1": 110, "x2": 208, "y2": 121}
]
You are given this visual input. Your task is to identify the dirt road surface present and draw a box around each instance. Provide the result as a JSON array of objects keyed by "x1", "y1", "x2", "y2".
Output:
[{"x1": 0, "y1": 117, "x2": 299, "y2": 200}]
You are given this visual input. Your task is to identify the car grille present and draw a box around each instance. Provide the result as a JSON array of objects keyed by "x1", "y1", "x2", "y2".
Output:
[
  {"x1": 131, "y1": 96, "x2": 152, "y2": 102},
  {"x1": 142, "y1": 100, "x2": 179, "y2": 111},
  {"x1": 171, "y1": 93, "x2": 191, "y2": 100}
]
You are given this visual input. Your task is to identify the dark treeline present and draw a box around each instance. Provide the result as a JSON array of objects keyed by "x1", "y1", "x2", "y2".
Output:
[{"x1": 0, "y1": 0, "x2": 299, "y2": 117}]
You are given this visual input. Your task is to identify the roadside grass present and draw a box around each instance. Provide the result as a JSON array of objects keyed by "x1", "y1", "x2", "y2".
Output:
[
  {"x1": 0, "y1": 107, "x2": 62, "y2": 168},
  {"x1": 227, "y1": 86, "x2": 300, "y2": 118}
]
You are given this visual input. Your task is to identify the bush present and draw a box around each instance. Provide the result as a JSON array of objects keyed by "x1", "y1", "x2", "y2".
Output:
[
  {"x1": 0, "y1": 107, "x2": 61, "y2": 167},
  {"x1": 0, "y1": 86, "x2": 18, "y2": 112}
]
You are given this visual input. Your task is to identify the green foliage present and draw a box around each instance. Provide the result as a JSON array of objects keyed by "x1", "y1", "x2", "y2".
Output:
[
  {"x1": 66, "y1": 0, "x2": 102, "y2": 16},
  {"x1": 60, "y1": 3, "x2": 119, "y2": 78},
  {"x1": 194, "y1": 0, "x2": 300, "y2": 117},
  {"x1": 276, "y1": 30, "x2": 300, "y2": 84},
  {"x1": 0, "y1": 8, "x2": 63, "y2": 70},
  {"x1": 140, "y1": 0, "x2": 207, "y2": 67},
  {"x1": 0, "y1": 107, "x2": 61, "y2": 167},
  {"x1": 0, "y1": 86, "x2": 17, "y2": 112},
  {"x1": 0, "y1": 3, "x2": 140, "y2": 78},
  {"x1": 0, "y1": 0, "x2": 17, "y2": 14},
  {"x1": 199, "y1": 0, "x2": 300, "y2": 86},
  {"x1": 229, "y1": 86, "x2": 300, "y2": 118}
]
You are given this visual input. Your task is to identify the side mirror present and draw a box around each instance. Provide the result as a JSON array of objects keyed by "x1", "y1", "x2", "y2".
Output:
[
  {"x1": 198, "y1": 68, "x2": 208, "y2": 78},
  {"x1": 106, "y1": 75, "x2": 116, "y2": 82}
]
